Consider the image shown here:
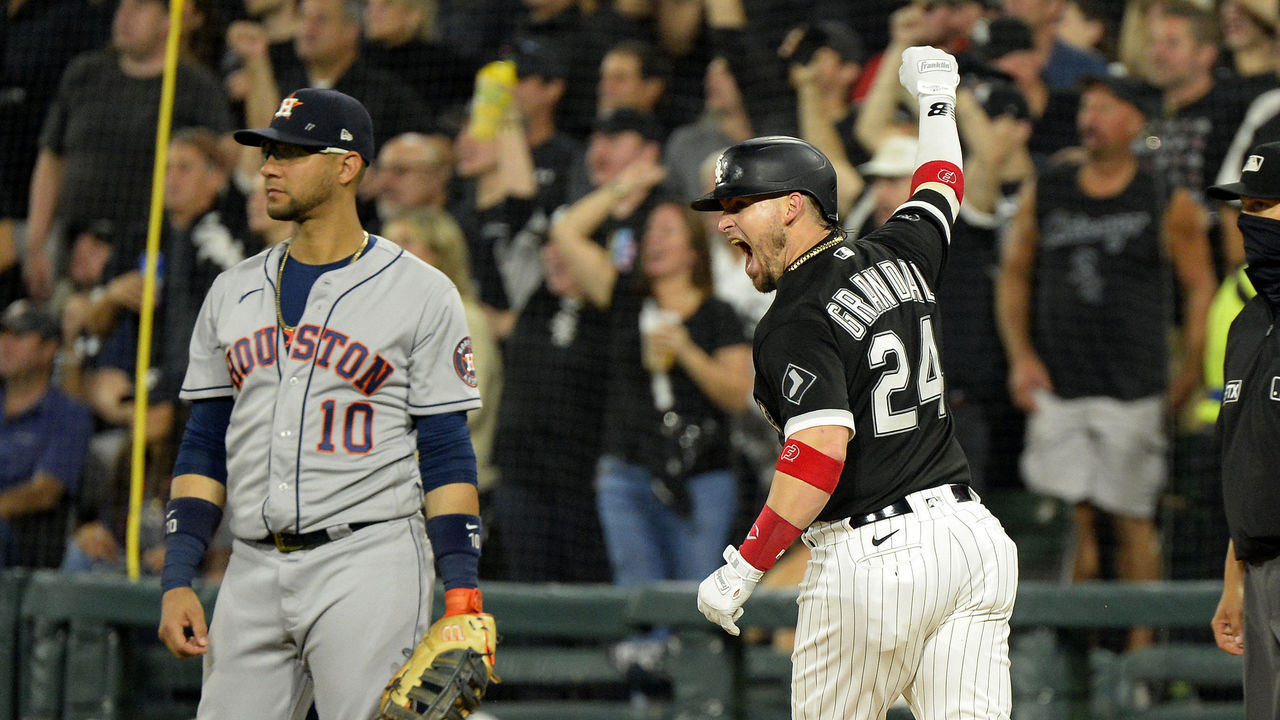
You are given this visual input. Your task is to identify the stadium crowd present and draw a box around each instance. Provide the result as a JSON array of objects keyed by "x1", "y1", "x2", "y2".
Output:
[{"x1": 0, "y1": 0, "x2": 1272, "y2": 675}]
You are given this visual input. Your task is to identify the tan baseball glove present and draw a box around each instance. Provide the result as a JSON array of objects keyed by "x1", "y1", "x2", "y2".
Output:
[{"x1": 379, "y1": 589, "x2": 499, "y2": 720}]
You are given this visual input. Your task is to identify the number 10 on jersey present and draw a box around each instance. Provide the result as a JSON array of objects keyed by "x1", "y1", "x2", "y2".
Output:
[{"x1": 317, "y1": 399, "x2": 374, "y2": 453}]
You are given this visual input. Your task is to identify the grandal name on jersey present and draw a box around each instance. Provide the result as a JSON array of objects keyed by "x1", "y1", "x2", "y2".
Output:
[{"x1": 825, "y1": 257, "x2": 938, "y2": 340}]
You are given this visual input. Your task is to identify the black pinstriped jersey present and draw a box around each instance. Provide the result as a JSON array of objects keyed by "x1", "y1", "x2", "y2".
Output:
[{"x1": 752, "y1": 188, "x2": 971, "y2": 521}]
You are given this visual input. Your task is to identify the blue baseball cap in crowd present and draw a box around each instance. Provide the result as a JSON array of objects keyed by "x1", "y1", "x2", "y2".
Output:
[{"x1": 234, "y1": 88, "x2": 376, "y2": 165}]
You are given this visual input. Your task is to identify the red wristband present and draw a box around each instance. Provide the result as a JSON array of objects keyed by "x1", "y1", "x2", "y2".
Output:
[
  {"x1": 444, "y1": 587, "x2": 483, "y2": 616},
  {"x1": 911, "y1": 160, "x2": 964, "y2": 203},
  {"x1": 775, "y1": 439, "x2": 843, "y2": 493},
  {"x1": 739, "y1": 505, "x2": 802, "y2": 571}
]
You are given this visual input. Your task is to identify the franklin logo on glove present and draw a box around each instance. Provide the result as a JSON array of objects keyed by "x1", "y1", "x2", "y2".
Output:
[{"x1": 917, "y1": 59, "x2": 954, "y2": 73}]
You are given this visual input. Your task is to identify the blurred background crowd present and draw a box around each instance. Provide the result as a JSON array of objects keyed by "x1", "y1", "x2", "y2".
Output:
[{"x1": 0, "y1": 0, "x2": 1270, "y2": 670}]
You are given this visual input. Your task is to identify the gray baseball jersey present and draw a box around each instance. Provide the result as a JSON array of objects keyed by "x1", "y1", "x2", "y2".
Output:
[
  {"x1": 180, "y1": 237, "x2": 480, "y2": 720},
  {"x1": 181, "y1": 237, "x2": 481, "y2": 539}
]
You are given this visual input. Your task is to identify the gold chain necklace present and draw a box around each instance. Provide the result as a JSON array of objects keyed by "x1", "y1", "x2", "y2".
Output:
[
  {"x1": 786, "y1": 234, "x2": 843, "y2": 274},
  {"x1": 275, "y1": 231, "x2": 370, "y2": 334}
]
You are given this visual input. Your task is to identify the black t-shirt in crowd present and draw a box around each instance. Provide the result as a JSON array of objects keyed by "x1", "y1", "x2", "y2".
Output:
[
  {"x1": 1218, "y1": 295, "x2": 1280, "y2": 562},
  {"x1": 1032, "y1": 161, "x2": 1171, "y2": 400},
  {"x1": 1149, "y1": 80, "x2": 1250, "y2": 207},
  {"x1": 491, "y1": 283, "x2": 612, "y2": 483},
  {"x1": 38, "y1": 50, "x2": 233, "y2": 233},
  {"x1": 752, "y1": 190, "x2": 970, "y2": 521},
  {"x1": 529, "y1": 133, "x2": 585, "y2": 218},
  {"x1": 601, "y1": 283, "x2": 748, "y2": 474}
]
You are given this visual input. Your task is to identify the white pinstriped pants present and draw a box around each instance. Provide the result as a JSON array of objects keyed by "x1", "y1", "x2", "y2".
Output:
[{"x1": 793, "y1": 485, "x2": 1018, "y2": 720}]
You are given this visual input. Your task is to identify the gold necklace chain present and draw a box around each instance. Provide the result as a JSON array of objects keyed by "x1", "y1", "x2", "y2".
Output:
[
  {"x1": 786, "y1": 234, "x2": 843, "y2": 274},
  {"x1": 275, "y1": 231, "x2": 370, "y2": 334}
]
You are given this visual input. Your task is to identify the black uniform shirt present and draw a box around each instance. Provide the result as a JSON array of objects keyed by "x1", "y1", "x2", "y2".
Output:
[
  {"x1": 1218, "y1": 294, "x2": 1280, "y2": 562},
  {"x1": 753, "y1": 189, "x2": 971, "y2": 521}
]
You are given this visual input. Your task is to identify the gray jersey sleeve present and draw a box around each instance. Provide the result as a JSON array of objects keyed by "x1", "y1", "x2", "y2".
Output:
[
  {"x1": 407, "y1": 280, "x2": 483, "y2": 416},
  {"x1": 181, "y1": 273, "x2": 236, "y2": 400}
]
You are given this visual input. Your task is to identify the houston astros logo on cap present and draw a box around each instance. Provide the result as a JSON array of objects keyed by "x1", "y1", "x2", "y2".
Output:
[
  {"x1": 275, "y1": 94, "x2": 303, "y2": 119},
  {"x1": 234, "y1": 88, "x2": 377, "y2": 164}
]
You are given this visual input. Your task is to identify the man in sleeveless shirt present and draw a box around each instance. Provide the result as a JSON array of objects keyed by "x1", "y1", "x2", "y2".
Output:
[{"x1": 996, "y1": 74, "x2": 1217, "y2": 648}]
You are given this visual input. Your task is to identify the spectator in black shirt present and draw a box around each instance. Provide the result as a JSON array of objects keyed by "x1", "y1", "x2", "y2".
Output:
[
  {"x1": 508, "y1": 38, "x2": 584, "y2": 218},
  {"x1": 24, "y1": 0, "x2": 233, "y2": 300},
  {"x1": 973, "y1": 16, "x2": 1080, "y2": 170},
  {"x1": 362, "y1": 0, "x2": 477, "y2": 123},
  {"x1": 234, "y1": 0, "x2": 431, "y2": 152}
]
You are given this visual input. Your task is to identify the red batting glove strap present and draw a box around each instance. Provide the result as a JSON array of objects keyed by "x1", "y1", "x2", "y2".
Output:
[
  {"x1": 444, "y1": 587, "x2": 484, "y2": 616},
  {"x1": 911, "y1": 161, "x2": 964, "y2": 203},
  {"x1": 775, "y1": 439, "x2": 843, "y2": 493},
  {"x1": 738, "y1": 505, "x2": 802, "y2": 572}
]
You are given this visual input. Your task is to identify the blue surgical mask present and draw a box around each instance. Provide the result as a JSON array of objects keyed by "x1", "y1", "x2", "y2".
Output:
[{"x1": 1238, "y1": 212, "x2": 1280, "y2": 312}]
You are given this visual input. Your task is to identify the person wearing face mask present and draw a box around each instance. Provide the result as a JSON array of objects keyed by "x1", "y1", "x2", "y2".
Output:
[{"x1": 1206, "y1": 142, "x2": 1280, "y2": 719}]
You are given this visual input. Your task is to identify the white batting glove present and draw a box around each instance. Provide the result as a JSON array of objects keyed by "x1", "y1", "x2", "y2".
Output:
[
  {"x1": 898, "y1": 46, "x2": 959, "y2": 100},
  {"x1": 697, "y1": 545, "x2": 764, "y2": 636}
]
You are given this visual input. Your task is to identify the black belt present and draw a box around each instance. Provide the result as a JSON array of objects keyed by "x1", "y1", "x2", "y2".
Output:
[
  {"x1": 257, "y1": 521, "x2": 377, "y2": 552},
  {"x1": 849, "y1": 484, "x2": 975, "y2": 529}
]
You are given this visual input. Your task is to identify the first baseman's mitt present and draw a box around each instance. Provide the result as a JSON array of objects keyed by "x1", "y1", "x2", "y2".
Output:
[{"x1": 379, "y1": 593, "x2": 499, "y2": 720}]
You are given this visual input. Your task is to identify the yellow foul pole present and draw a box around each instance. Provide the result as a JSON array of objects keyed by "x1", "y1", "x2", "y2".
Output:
[{"x1": 127, "y1": 0, "x2": 186, "y2": 581}]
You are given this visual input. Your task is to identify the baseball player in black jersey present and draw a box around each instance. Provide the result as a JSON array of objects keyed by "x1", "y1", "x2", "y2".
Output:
[
  {"x1": 1207, "y1": 141, "x2": 1280, "y2": 719},
  {"x1": 691, "y1": 47, "x2": 1018, "y2": 719}
]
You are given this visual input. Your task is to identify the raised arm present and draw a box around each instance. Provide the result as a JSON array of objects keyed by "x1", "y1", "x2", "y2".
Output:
[
  {"x1": 1164, "y1": 188, "x2": 1216, "y2": 411},
  {"x1": 547, "y1": 158, "x2": 666, "y2": 309},
  {"x1": 898, "y1": 46, "x2": 963, "y2": 218},
  {"x1": 792, "y1": 61, "x2": 864, "y2": 216},
  {"x1": 855, "y1": 7, "x2": 928, "y2": 153},
  {"x1": 995, "y1": 179, "x2": 1052, "y2": 412}
]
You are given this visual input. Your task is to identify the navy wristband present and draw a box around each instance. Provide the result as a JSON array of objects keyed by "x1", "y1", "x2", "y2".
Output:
[
  {"x1": 426, "y1": 513, "x2": 481, "y2": 590},
  {"x1": 161, "y1": 497, "x2": 222, "y2": 592}
]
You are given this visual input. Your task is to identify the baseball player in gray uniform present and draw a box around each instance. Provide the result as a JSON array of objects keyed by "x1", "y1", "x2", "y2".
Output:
[
  {"x1": 156, "y1": 88, "x2": 490, "y2": 720},
  {"x1": 691, "y1": 48, "x2": 1018, "y2": 719}
]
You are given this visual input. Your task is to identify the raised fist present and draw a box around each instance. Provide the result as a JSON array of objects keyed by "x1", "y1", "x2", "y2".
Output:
[{"x1": 899, "y1": 46, "x2": 959, "y2": 100}]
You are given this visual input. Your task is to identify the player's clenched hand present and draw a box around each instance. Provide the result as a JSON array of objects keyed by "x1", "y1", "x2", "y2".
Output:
[
  {"x1": 158, "y1": 587, "x2": 209, "y2": 658},
  {"x1": 697, "y1": 545, "x2": 764, "y2": 636},
  {"x1": 898, "y1": 46, "x2": 959, "y2": 101}
]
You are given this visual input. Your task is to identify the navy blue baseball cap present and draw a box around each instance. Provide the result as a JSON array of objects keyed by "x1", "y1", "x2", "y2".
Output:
[
  {"x1": 510, "y1": 38, "x2": 568, "y2": 81},
  {"x1": 1208, "y1": 142, "x2": 1280, "y2": 200},
  {"x1": 1079, "y1": 73, "x2": 1162, "y2": 120},
  {"x1": 2, "y1": 300, "x2": 60, "y2": 341},
  {"x1": 234, "y1": 88, "x2": 375, "y2": 165}
]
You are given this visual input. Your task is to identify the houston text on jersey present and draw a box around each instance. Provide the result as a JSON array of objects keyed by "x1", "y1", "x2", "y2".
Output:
[{"x1": 224, "y1": 324, "x2": 395, "y2": 395}]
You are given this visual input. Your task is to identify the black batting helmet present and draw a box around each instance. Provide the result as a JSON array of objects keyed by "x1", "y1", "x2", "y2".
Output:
[{"x1": 691, "y1": 136, "x2": 838, "y2": 224}]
